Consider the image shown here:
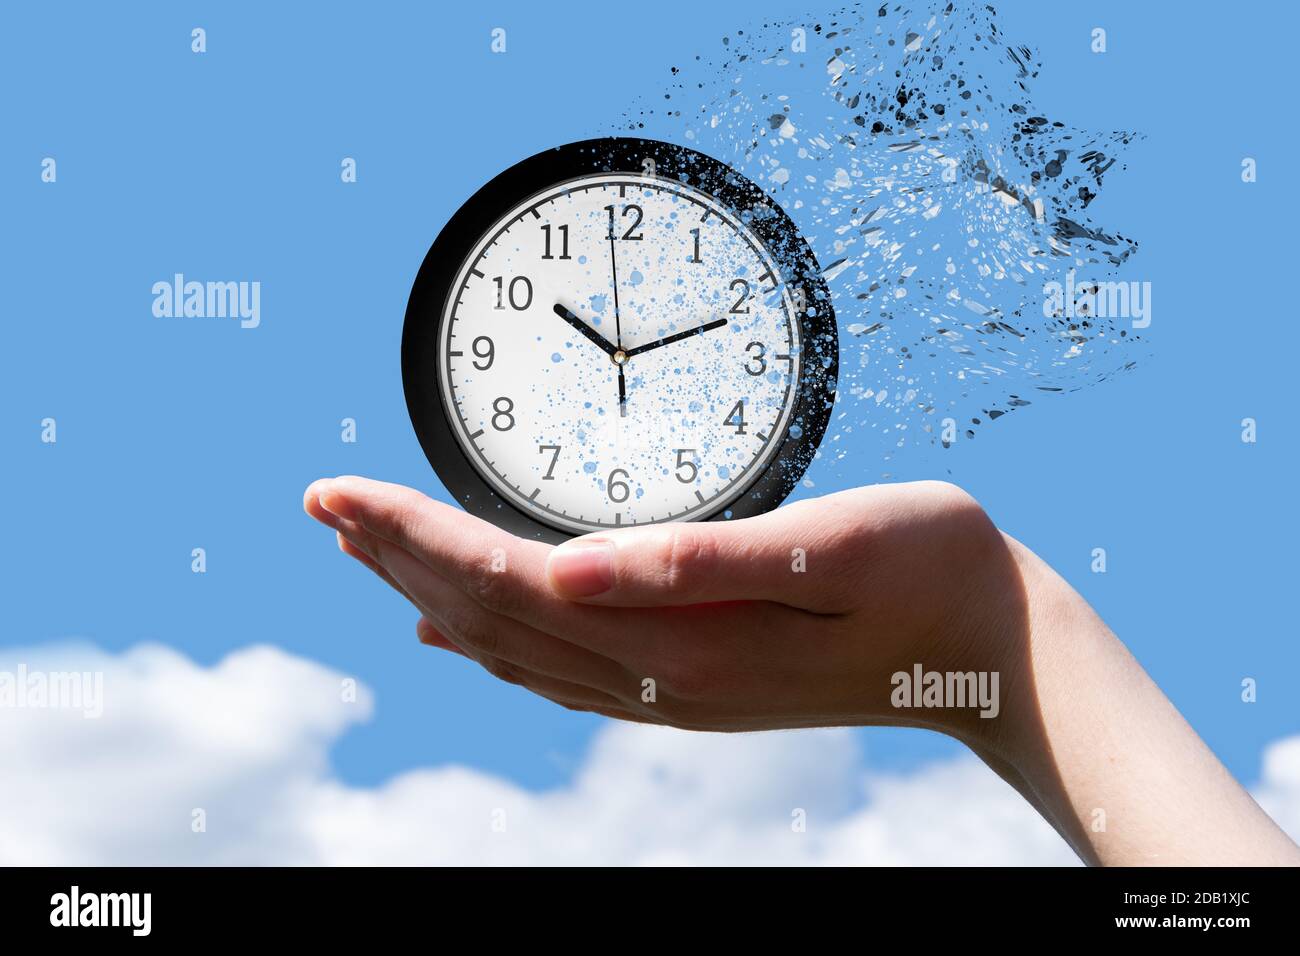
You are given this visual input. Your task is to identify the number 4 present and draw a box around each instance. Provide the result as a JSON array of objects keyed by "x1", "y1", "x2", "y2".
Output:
[{"x1": 724, "y1": 400, "x2": 746, "y2": 434}]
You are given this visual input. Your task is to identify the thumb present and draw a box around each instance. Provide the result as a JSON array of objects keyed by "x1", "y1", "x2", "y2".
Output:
[{"x1": 543, "y1": 506, "x2": 838, "y2": 610}]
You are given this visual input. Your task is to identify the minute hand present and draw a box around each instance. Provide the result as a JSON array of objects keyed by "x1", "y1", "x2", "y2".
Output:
[{"x1": 626, "y1": 318, "x2": 728, "y2": 358}]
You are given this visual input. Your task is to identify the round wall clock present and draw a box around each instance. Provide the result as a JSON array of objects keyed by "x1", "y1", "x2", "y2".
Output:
[{"x1": 402, "y1": 137, "x2": 838, "y2": 543}]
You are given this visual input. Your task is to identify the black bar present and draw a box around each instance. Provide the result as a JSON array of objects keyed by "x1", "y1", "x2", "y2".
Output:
[{"x1": 0, "y1": 866, "x2": 1292, "y2": 942}]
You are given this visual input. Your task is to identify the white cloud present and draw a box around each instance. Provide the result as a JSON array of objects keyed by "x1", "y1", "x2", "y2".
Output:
[
  {"x1": 1253, "y1": 736, "x2": 1300, "y2": 843},
  {"x1": 0, "y1": 643, "x2": 1292, "y2": 866}
]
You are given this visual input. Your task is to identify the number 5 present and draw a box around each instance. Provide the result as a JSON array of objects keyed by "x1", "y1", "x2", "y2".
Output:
[{"x1": 673, "y1": 449, "x2": 698, "y2": 483}]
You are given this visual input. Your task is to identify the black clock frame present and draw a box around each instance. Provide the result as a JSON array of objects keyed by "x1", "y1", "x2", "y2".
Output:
[{"x1": 402, "y1": 137, "x2": 838, "y2": 543}]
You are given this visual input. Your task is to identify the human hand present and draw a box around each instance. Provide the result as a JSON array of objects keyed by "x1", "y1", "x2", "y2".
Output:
[
  {"x1": 303, "y1": 476, "x2": 1024, "y2": 737},
  {"x1": 303, "y1": 474, "x2": 1300, "y2": 865}
]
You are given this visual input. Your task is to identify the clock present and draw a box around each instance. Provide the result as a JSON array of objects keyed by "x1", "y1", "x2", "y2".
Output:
[{"x1": 402, "y1": 137, "x2": 837, "y2": 543}]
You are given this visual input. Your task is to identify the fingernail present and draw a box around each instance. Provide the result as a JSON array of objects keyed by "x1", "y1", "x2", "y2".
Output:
[
  {"x1": 547, "y1": 539, "x2": 614, "y2": 597},
  {"x1": 318, "y1": 489, "x2": 357, "y2": 520}
]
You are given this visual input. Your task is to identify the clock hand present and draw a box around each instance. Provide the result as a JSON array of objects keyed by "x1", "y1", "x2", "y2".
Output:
[
  {"x1": 553, "y1": 303, "x2": 617, "y2": 356},
  {"x1": 625, "y1": 318, "x2": 729, "y2": 358},
  {"x1": 607, "y1": 234, "x2": 630, "y2": 416},
  {"x1": 608, "y1": 235, "x2": 625, "y2": 351},
  {"x1": 555, "y1": 302, "x2": 631, "y2": 417}
]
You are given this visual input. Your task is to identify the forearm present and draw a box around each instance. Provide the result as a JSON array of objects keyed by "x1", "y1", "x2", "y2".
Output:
[{"x1": 966, "y1": 535, "x2": 1299, "y2": 866}]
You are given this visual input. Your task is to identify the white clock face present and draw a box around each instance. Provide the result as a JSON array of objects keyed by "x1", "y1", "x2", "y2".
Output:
[{"x1": 438, "y1": 174, "x2": 802, "y2": 535}]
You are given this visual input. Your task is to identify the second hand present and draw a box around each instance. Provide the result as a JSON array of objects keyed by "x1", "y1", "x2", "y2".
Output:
[{"x1": 608, "y1": 228, "x2": 628, "y2": 418}]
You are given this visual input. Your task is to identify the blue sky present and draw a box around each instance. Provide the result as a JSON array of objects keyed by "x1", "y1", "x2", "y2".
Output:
[{"x1": 2, "y1": 0, "x2": 1296, "y2": 814}]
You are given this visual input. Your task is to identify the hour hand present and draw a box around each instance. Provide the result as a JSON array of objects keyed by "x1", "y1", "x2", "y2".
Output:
[
  {"x1": 626, "y1": 318, "x2": 728, "y2": 358},
  {"x1": 554, "y1": 303, "x2": 617, "y2": 356}
]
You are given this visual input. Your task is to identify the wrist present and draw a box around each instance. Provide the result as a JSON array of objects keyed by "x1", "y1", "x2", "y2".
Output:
[
  {"x1": 922, "y1": 533, "x2": 1102, "y2": 762},
  {"x1": 855, "y1": 521, "x2": 1051, "y2": 745}
]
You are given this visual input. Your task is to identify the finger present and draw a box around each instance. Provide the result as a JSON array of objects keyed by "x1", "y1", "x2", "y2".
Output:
[
  {"x1": 333, "y1": 517, "x2": 639, "y2": 698},
  {"x1": 414, "y1": 614, "x2": 651, "y2": 720},
  {"x1": 309, "y1": 487, "x2": 392, "y2": 582},
  {"x1": 586, "y1": 706, "x2": 661, "y2": 725},
  {"x1": 321, "y1": 498, "x2": 429, "y2": 611},
  {"x1": 543, "y1": 495, "x2": 863, "y2": 611},
  {"x1": 309, "y1": 475, "x2": 662, "y2": 656},
  {"x1": 312, "y1": 484, "x2": 425, "y2": 608},
  {"x1": 304, "y1": 487, "x2": 334, "y2": 526},
  {"x1": 336, "y1": 531, "x2": 410, "y2": 597},
  {"x1": 415, "y1": 616, "x2": 469, "y2": 658},
  {"x1": 471, "y1": 652, "x2": 630, "y2": 714},
  {"x1": 419, "y1": 617, "x2": 657, "y2": 723},
  {"x1": 489, "y1": 661, "x2": 663, "y2": 725},
  {"x1": 417, "y1": 616, "x2": 644, "y2": 721},
  {"x1": 533, "y1": 695, "x2": 663, "y2": 725}
]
